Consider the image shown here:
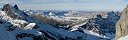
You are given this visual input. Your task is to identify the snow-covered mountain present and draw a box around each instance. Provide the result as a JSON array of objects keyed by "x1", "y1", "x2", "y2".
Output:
[{"x1": 0, "y1": 4, "x2": 120, "y2": 40}]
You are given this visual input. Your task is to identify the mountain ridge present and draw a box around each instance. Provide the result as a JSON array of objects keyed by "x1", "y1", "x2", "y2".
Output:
[{"x1": 0, "y1": 4, "x2": 121, "y2": 40}]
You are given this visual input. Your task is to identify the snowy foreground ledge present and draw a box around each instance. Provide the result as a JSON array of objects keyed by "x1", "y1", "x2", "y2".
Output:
[{"x1": 118, "y1": 35, "x2": 128, "y2": 40}]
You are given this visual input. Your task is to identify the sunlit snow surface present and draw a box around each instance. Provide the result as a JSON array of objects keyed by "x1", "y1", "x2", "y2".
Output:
[
  {"x1": 118, "y1": 35, "x2": 128, "y2": 40},
  {"x1": 23, "y1": 23, "x2": 36, "y2": 30}
]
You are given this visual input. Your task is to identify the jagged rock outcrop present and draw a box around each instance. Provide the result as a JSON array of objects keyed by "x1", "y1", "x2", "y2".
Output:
[
  {"x1": 80, "y1": 11, "x2": 120, "y2": 39},
  {"x1": 2, "y1": 4, "x2": 20, "y2": 19},
  {"x1": 14, "y1": 5, "x2": 19, "y2": 10},
  {"x1": 115, "y1": 5, "x2": 128, "y2": 40},
  {"x1": 2, "y1": 4, "x2": 28, "y2": 20}
]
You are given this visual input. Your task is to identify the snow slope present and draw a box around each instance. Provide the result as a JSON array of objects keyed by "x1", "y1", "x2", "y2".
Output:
[{"x1": 118, "y1": 35, "x2": 128, "y2": 40}]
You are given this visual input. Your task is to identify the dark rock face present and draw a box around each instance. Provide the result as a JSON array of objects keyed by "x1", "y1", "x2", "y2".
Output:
[
  {"x1": 80, "y1": 11, "x2": 120, "y2": 39},
  {"x1": 97, "y1": 14, "x2": 102, "y2": 19},
  {"x1": 2, "y1": 4, "x2": 21, "y2": 19},
  {"x1": 14, "y1": 5, "x2": 19, "y2": 10},
  {"x1": 2, "y1": 4, "x2": 10, "y2": 11},
  {"x1": 115, "y1": 5, "x2": 128, "y2": 40},
  {"x1": 15, "y1": 33, "x2": 43, "y2": 40}
]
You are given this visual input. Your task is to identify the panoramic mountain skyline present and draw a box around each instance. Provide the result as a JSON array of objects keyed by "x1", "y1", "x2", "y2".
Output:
[
  {"x1": 0, "y1": 2, "x2": 128, "y2": 40},
  {"x1": 0, "y1": 4, "x2": 120, "y2": 40},
  {"x1": 0, "y1": 0, "x2": 128, "y2": 11}
]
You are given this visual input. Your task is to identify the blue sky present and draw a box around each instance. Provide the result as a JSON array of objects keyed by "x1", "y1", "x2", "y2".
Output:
[{"x1": 0, "y1": 0, "x2": 128, "y2": 11}]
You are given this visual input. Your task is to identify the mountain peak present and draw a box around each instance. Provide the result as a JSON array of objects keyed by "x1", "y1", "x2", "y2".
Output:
[
  {"x1": 14, "y1": 4, "x2": 19, "y2": 10},
  {"x1": 2, "y1": 4, "x2": 12, "y2": 12},
  {"x1": 1, "y1": 4, "x2": 22, "y2": 19}
]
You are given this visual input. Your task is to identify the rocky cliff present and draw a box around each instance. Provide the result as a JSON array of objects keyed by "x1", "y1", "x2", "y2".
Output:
[{"x1": 115, "y1": 5, "x2": 128, "y2": 40}]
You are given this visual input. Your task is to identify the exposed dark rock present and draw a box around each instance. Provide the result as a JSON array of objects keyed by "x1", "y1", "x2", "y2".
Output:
[
  {"x1": 80, "y1": 11, "x2": 120, "y2": 37},
  {"x1": 6, "y1": 26, "x2": 16, "y2": 31},
  {"x1": 97, "y1": 14, "x2": 102, "y2": 19},
  {"x1": 0, "y1": 21, "x2": 3, "y2": 24},
  {"x1": 14, "y1": 4, "x2": 19, "y2": 10},
  {"x1": 33, "y1": 36, "x2": 42, "y2": 40},
  {"x1": 15, "y1": 33, "x2": 34, "y2": 40},
  {"x1": 39, "y1": 30, "x2": 56, "y2": 40},
  {"x1": 32, "y1": 25, "x2": 39, "y2": 29}
]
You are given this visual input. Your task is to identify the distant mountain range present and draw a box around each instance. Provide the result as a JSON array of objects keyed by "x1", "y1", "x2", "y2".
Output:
[{"x1": 0, "y1": 4, "x2": 123, "y2": 40}]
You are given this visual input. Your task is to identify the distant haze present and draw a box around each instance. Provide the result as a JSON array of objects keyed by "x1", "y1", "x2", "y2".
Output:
[{"x1": 0, "y1": 0, "x2": 128, "y2": 11}]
